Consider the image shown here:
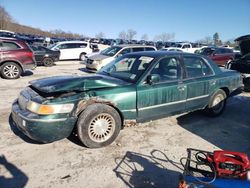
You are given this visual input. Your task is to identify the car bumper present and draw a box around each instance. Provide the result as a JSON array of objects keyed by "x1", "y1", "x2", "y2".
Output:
[
  {"x1": 23, "y1": 62, "x2": 37, "y2": 70},
  {"x1": 86, "y1": 62, "x2": 100, "y2": 71},
  {"x1": 11, "y1": 100, "x2": 77, "y2": 143},
  {"x1": 229, "y1": 86, "x2": 244, "y2": 97}
]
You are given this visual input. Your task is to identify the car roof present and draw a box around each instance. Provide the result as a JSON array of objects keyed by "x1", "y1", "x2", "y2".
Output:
[
  {"x1": 56, "y1": 40, "x2": 88, "y2": 44},
  {"x1": 235, "y1": 35, "x2": 250, "y2": 42},
  {"x1": 114, "y1": 44, "x2": 156, "y2": 48},
  {"x1": 0, "y1": 37, "x2": 21, "y2": 42},
  {"x1": 124, "y1": 50, "x2": 193, "y2": 58}
]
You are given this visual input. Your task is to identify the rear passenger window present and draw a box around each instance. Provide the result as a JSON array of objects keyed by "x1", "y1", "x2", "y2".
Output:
[
  {"x1": 2, "y1": 42, "x2": 20, "y2": 50},
  {"x1": 119, "y1": 48, "x2": 131, "y2": 55},
  {"x1": 132, "y1": 47, "x2": 144, "y2": 52},
  {"x1": 145, "y1": 47, "x2": 156, "y2": 51},
  {"x1": 184, "y1": 56, "x2": 213, "y2": 78}
]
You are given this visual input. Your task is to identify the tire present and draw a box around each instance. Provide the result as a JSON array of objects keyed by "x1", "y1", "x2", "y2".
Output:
[
  {"x1": 77, "y1": 103, "x2": 121, "y2": 148},
  {"x1": 205, "y1": 89, "x2": 227, "y2": 117},
  {"x1": 0, "y1": 62, "x2": 22, "y2": 79},
  {"x1": 79, "y1": 53, "x2": 86, "y2": 61},
  {"x1": 225, "y1": 59, "x2": 233, "y2": 69},
  {"x1": 42, "y1": 57, "x2": 54, "y2": 67}
]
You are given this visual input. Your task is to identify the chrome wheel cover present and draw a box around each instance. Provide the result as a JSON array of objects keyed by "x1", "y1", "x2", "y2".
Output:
[
  {"x1": 43, "y1": 58, "x2": 53, "y2": 66},
  {"x1": 88, "y1": 113, "x2": 115, "y2": 143},
  {"x1": 3, "y1": 64, "x2": 19, "y2": 78},
  {"x1": 211, "y1": 94, "x2": 224, "y2": 113}
]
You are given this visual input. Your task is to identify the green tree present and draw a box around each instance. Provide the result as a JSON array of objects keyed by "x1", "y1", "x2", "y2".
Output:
[{"x1": 213, "y1": 32, "x2": 219, "y2": 45}]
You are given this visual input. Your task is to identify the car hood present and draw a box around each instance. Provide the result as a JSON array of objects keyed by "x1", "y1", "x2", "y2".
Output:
[
  {"x1": 235, "y1": 35, "x2": 250, "y2": 56},
  {"x1": 89, "y1": 54, "x2": 110, "y2": 61},
  {"x1": 29, "y1": 74, "x2": 128, "y2": 93}
]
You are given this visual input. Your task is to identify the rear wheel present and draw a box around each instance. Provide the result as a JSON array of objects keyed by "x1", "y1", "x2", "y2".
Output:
[
  {"x1": 0, "y1": 62, "x2": 22, "y2": 79},
  {"x1": 42, "y1": 57, "x2": 54, "y2": 67},
  {"x1": 77, "y1": 103, "x2": 121, "y2": 148},
  {"x1": 205, "y1": 89, "x2": 227, "y2": 117}
]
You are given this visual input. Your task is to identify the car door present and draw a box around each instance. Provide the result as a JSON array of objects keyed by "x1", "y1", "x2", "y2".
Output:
[
  {"x1": 33, "y1": 46, "x2": 45, "y2": 63},
  {"x1": 182, "y1": 54, "x2": 214, "y2": 111},
  {"x1": 137, "y1": 55, "x2": 187, "y2": 121},
  {"x1": 57, "y1": 43, "x2": 68, "y2": 60},
  {"x1": 210, "y1": 48, "x2": 228, "y2": 66}
]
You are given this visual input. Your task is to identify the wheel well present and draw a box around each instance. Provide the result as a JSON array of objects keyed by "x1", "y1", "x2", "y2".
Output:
[
  {"x1": 75, "y1": 102, "x2": 125, "y2": 127},
  {"x1": 0, "y1": 61, "x2": 24, "y2": 72},
  {"x1": 220, "y1": 87, "x2": 229, "y2": 97}
]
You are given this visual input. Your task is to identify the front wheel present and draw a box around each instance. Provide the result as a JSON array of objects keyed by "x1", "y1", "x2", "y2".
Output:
[
  {"x1": 205, "y1": 89, "x2": 227, "y2": 117},
  {"x1": 77, "y1": 103, "x2": 121, "y2": 148},
  {"x1": 0, "y1": 62, "x2": 22, "y2": 79}
]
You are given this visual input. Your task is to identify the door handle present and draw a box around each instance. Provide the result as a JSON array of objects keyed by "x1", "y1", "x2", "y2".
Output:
[
  {"x1": 177, "y1": 85, "x2": 186, "y2": 91},
  {"x1": 209, "y1": 80, "x2": 216, "y2": 86}
]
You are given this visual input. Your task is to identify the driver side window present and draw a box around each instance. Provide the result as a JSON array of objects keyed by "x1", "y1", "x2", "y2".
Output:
[{"x1": 148, "y1": 57, "x2": 181, "y2": 82}]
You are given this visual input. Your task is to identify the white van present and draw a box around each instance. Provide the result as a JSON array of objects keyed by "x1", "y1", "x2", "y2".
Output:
[
  {"x1": 49, "y1": 41, "x2": 92, "y2": 60},
  {"x1": 85, "y1": 45, "x2": 157, "y2": 71}
]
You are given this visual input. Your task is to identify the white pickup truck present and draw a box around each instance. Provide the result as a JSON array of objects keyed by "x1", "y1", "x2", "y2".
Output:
[{"x1": 165, "y1": 42, "x2": 206, "y2": 53}]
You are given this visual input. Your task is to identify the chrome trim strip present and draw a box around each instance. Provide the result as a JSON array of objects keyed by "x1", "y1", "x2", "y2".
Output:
[
  {"x1": 186, "y1": 94, "x2": 209, "y2": 101},
  {"x1": 16, "y1": 112, "x2": 67, "y2": 123},
  {"x1": 121, "y1": 109, "x2": 136, "y2": 112},
  {"x1": 139, "y1": 99, "x2": 186, "y2": 111},
  {"x1": 139, "y1": 94, "x2": 209, "y2": 111}
]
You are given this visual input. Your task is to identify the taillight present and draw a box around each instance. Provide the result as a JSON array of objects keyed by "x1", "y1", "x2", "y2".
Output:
[{"x1": 25, "y1": 51, "x2": 33, "y2": 58}]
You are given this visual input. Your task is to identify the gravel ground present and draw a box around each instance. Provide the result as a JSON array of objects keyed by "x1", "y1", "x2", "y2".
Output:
[{"x1": 0, "y1": 61, "x2": 250, "y2": 188}]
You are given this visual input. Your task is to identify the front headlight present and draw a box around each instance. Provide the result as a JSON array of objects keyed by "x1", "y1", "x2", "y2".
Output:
[
  {"x1": 27, "y1": 101, "x2": 74, "y2": 115},
  {"x1": 95, "y1": 60, "x2": 101, "y2": 64}
]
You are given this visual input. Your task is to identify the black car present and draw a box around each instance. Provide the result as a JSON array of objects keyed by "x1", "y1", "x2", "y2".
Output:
[
  {"x1": 225, "y1": 35, "x2": 250, "y2": 90},
  {"x1": 31, "y1": 46, "x2": 60, "y2": 66}
]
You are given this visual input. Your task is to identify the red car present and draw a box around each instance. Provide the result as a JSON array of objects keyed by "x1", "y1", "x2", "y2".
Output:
[
  {"x1": 0, "y1": 37, "x2": 36, "y2": 79},
  {"x1": 198, "y1": 47, "x2": 235, "y2": 66}
]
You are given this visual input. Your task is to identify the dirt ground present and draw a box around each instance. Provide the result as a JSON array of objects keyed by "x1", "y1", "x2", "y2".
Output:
[{"x1": 0, "y1": 61, "x2": 250, "y2": 188}]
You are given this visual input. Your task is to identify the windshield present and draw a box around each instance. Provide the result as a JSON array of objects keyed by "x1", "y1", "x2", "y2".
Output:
[
  {"x1": 100, "y1": 46, "x2": 122, "y2": 57},
  {"x1": 174, "y1": 44, "x2": 182, "y2": 48},
  {"x1": 48, "y1": 43, "x2": 57, "y2": 49},
  {"x1": 198, "y1": 47, "x2": 215, "y2": 55},
  {"x1": 98, "y1": 55, "x2": 155, "y2": 83}
]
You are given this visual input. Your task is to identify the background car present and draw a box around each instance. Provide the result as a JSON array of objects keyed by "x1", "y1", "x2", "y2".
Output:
[
  {"x1": 161, "y1": 47, "x2": 184, "y2": 52},
  {"x1": 197, "y1": 47, "x2": 235, "y2": 66},
  {"x1": 31, "y1": 45, "x2": 60, "y2": 66},
  {"x1": 0, "y1": 37, "x2": 36, "y2": 79},
  {"x1": 85, "y1": 45, "x2": 157, "y2": 71},
  {"x1": 49, "y1": 41, "x2": 93, "y2": 60},
  {"x1": 225, "y1": 34, "x2": 250, "y2": 90}
]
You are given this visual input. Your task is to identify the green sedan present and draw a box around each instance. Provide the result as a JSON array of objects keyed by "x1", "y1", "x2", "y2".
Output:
[{"x1": 11, "y1": 51, "x2": 243, "y2": 148}]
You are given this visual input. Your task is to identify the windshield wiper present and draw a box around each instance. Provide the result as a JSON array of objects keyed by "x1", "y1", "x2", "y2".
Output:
[{"x1": 101, "y1": 70, "x2": 111, "y2": 76}]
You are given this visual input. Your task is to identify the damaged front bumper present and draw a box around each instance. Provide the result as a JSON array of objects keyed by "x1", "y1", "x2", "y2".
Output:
[{"x1": 11, "y1": 100, "x2": 77, "y2": 143}]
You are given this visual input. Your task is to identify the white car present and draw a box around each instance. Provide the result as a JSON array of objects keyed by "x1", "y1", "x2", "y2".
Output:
[
  {"x1": 165, "y1": 42, "x2": 206, "y2": 53},
  {"x1": 161, "y1": 47, "x2": 184, "y2": 52},
  {"x1": 85, "y1": 45, "x2": 157, "y2": 71},
  {"x1": 49, "y1": 41, "x2": 93, "y2": 60}
]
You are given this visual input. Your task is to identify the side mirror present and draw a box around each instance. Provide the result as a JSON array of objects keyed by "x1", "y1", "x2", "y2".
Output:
[
  {"x1": 146, "y1": 74, "x2": 160, "y2": 85},
  {"x1": 116, "y1": 53, "x2": 123, "y2": 58}
]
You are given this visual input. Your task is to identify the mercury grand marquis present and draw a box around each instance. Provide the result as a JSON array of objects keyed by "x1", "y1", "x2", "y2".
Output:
[{"x1": 12, "y1": 51, "x2": 242, "y2": 148}]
